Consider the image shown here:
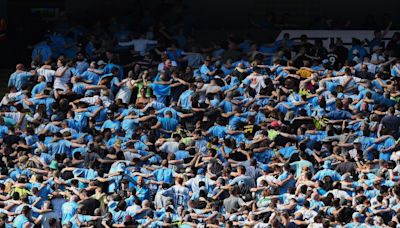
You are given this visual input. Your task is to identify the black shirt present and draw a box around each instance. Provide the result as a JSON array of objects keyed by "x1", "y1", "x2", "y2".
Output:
[
  {"x1": 3, "y1": 134, "x2": 20, "y2": 150},
  {"x1": 326, "y1": 52, "x2": 339, "y2": 70},
  {"x1": 80, "y1": 198, "x2": 100, "y2": 215},
  {"x1": 381, "y1": 115, "x2": 400, "y2": 134}
]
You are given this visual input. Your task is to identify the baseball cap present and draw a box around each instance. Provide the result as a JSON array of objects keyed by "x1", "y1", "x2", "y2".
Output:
[
  {"x1": 97, "y1": 60, "x2": 106, "y2": 66},
  {"x1": 323, "y1": 160, "x2": 332, "y2": 169},
  {"x1": 197, "y1": 168, "x2": 205, "y2": 175},
  {"x1": 352, "y1": 212, "x2": 361, "y2": 219},
  {"x1": 261, "y1": 164, "x2": 269, "y2": 172},
  {"x1": 271, "y1": 121, "x2": 281, "y2": 128},
  {"x1": 49, "y1": 160, "x2": 59, "y2": 170}
]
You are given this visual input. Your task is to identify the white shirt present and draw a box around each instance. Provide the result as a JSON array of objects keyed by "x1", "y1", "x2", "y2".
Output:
[
  {"x1": 124, "y1": 151, "x2": 141, "y2": 161},
  {"x1": 354, "y1": 62, "x2": 378, "y2": 73},
  {"x1": 298, "y1": 207, "x2": 318, "y2": 221},
  {"x1": 37, "y1": 68, "x2": 55, "y2": 82},
  {"x1": 371, "y1": 53, "x2": 386, "y2": 63},
  {"x1": 257, "y1": 174, "x2": 278, "y2": 187},
  {"x1": 80, "y1": 95, "x2": 100, "y2": 105},
  {"x1": 159, "y1": 141, "x2": 179, "y2": 154},
  {"x1": 60, "y1": 128, "x2": 77, "y2": 135},
  {"x1": 157, "y1": 61, "x2": 178, "y2": 71},
  {"x1": 0, "y1": 91, "x2": 26, "y2": 105},
  {"x1": 4, "y1": 112, "x2": 28, "y2": 131},
  {"x1": 246, "y1": 73, "x2": 266, "y2": 94},
  {"x1": 325, "y1": 189, "x2": 349, "y2": 202},
  {"x1": 53, "y1": 67, "x2": 72, "y2": 91},
  {"x1": 126, "y1": 204, "x2": 141, "y2": 214},
  {"x1": 186, "y1": 175, "x2": 215, "y2": 193}
]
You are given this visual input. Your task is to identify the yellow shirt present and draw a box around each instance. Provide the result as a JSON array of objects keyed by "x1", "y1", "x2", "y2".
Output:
[
  {"x1": 296, "y1": 69, "x2": 312, "y2": 79},
  {"x1": 11, "y1": 187, "x2": 31, "y2": 198}
]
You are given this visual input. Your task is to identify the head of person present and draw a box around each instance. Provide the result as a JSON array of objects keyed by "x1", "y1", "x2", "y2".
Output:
[
  {"x1": 136, "y1": 176, "x2": 144, "y2": 187},
  {"x1": 0, "y1": 213, "x2": 7, "y2": 227},
  {"x1": 111, "y1": 67, "x2": 119, "y2": 76},
  {"x1": 237, "y1": 165, "x2": 246, "y2": 175},
  {"x1": 76, "y1": 52, "x2": 85, "y2": 61},
  {"x1": 57, "y1": 57, "x2": 66, "y2": 67},
  {"x1": 374, "y1": 29, "x2": 382, "y2": 39},
  {"x1": 21, "y1": 206, "x2": 31, "y2": 216},
  {"x1": 165, "y1": 110, "x2": 173, "y2": 119},
  {"x1": 204, "y1": 56, "x2": 212, "y2": 66},
  {"x1": 16, "y1": 63, "x2": 25, "y2": 71}
]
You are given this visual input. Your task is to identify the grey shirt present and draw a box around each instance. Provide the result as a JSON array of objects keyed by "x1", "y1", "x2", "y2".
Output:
[{"x1": 223, "y1": 195, "x2": 245, "y2": 213}]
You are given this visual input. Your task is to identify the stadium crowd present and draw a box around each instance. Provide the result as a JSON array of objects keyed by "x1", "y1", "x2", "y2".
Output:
[{"x1": 1, "y1": 17, "x2": 400, "y2": 228}]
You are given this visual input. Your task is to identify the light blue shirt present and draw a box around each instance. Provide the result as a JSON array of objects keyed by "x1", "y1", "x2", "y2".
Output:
[{"x1": 61, "y1": 201, "x2": 78, "y2": 224}]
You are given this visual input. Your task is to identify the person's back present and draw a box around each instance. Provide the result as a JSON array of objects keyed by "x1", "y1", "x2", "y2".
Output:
[
  {"x1": 314, "y1": 168, "x2": 341, "y2": 181},
  {"x1": 9, "y1": 70, "x2": 33, "y2": 91},
  {"x1": 223, "y1": 193, "x2": 244, "y2": 213},
  {"x1": 84, "y1": 150, "x2": 101, "y2": 167},
  {"x1": 291, "y1": 159, "x2": 314, "y2": 177},
  {"x1": 48, "y1": 139, "x2": 71, "y2": 156},
  {"x1": 153, "y1": 167, "x2": 174, "y2": 185},
  {"x1": 335, "y1": 161, "x2": 357, "y2": 175},
  {"x1": 37, "y1": 67, "x2": 55, "y2": 83},
  {"x1": 40, "y1": 211, "x2": 60, "y2": 228},
  {"x1": 159, "y1": 116, "x2": 178, "y2": 131},
  {"x1": 13, "y1": 214, "x2": 30, "y2": 228},
  {"x1": 51, "y1": 197, "x2": 66, "y2": 220},
  {"x1": 32, "y1": 42, "x2": 52, "y2": 64},
  {"x1": 231, "y1": 175, "x2": 256, "y2": 188},
  {"x1": 381, "y1": 114, "x2": 400, "y2": 133},
  {"x1": 61, "y1": 201, "x2": 77, "y2": 225},
  {"x1": 170, "y1": 185, "x2": 189, "y2": 207}
]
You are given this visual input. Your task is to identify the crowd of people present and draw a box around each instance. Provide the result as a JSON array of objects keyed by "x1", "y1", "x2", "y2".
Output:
[{"x1": 1, "y1": 17, "x2": 400, "y2": 228}]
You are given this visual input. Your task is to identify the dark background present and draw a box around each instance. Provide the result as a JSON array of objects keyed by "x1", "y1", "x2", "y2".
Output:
[{"x1": 0, "y1": 0, "x2": 399, "y2": 69}]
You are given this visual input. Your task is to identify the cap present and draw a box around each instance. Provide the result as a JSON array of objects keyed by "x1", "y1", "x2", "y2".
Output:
[
  {"x1": 97, "y1": 60, "x2": 106, "y2": 66},
  {"x1": 352, "y1": 212, "x2": 361, "y2": 219},
  {"x1": 353, "y1": 138, "x2": 361, "y2": 144},
  {"x1": 49, "y1": 160, "x2": 59, "y2": 170},
  {"x1": 261, "y1": 164, "x2": 269, "y2": 172},
  {"x1": 107, "y1": 110, "x2": 113, "y2": 114},
  {"x1": 323, "y1": 160, "x2": 332, "y2": 169},
  {"x1": 197, "y1": 168, "x2": 205, "y2": 175},
  {"x1": 271, "y1": 121, "x2": 281, "y2": 128}
]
